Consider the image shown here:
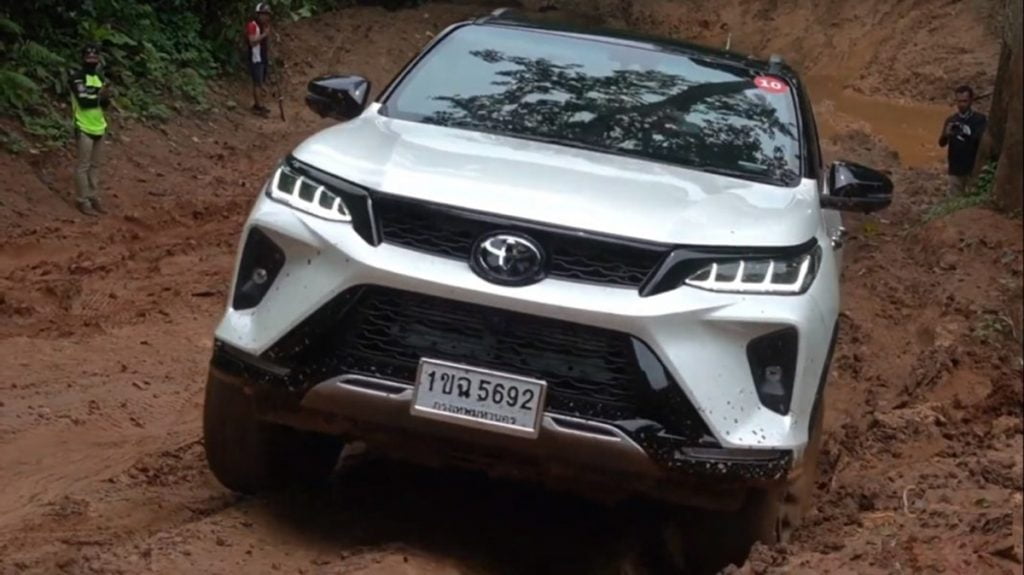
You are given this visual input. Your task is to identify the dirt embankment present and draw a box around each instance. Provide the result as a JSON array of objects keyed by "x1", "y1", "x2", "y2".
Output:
[
  {"x1": 526, "y1": 0, "x2": 1004, "y2": 104},
  {"x1": 1, "y1": 3, "x2": 1021, "y2": 575}
]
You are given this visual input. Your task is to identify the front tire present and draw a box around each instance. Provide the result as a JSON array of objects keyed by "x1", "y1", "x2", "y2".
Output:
[
  {"x1": 661, "y1": 392, "x2": 826, "y2": 574},
  {"x1": 202, "y1": 372, "x2": 343, "y2": 494},
  {"x1": 745, "y1": 390, "x2": 825, "y2": 544}
]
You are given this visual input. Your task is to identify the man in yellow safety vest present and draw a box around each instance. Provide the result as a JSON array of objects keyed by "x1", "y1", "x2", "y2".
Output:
[{"x1": 70, "y1": 43, "x2": 113, "y2": 216}]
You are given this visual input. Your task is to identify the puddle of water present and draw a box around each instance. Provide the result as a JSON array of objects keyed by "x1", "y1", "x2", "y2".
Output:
[{"x1": 807, "y1": 76, "x2": 953, "y2": 168}]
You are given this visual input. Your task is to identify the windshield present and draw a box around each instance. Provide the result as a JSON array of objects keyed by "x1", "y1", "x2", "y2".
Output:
[{"x1": 381, "y1": 25, "x2": 804, "y2": 187}]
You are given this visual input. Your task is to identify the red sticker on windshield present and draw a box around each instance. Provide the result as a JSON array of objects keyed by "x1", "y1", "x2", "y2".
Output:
[{"x1": 753, "y1": 75, "x2": 788, "y2": 94}]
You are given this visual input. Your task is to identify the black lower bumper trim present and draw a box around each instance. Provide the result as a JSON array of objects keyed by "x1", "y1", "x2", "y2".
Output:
[
  {"x1": 210, "y1": 342, "x2": 791, "y2": 484},
  {"x1": 626, "y1": 424, "x2": 791, "y2": 481}
]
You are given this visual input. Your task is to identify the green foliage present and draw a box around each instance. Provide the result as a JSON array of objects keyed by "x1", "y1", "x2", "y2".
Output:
[
  {"x1": 21, "y1": 111, "x2": 70, "y2": 147},
  {"x1": 0, "y1": 69, "x2": 40, "y2": 110},
  {"x1": 0, "y1": 16, "x2": 23, "y2": 37},
  {"x1": 0, "y1": 126, "x2": 28, "y2": 154},
  {"x1": 15, "y1": 41, "x2": 68, "y2": 95},
  {"x1": 0, "y1": 0, "x2": 350, "y2": 148},
  {"x1": 971, "y1": 160, "x2": 998, "y2": 197},
  {"x1": 118, "y1": 85, "x2": 173, "y2": 122},
  {"x1": 173, "y1": 68, "x2": 210, "y2": 106},
  {"x1": 924, "y1": 193, "x2": 990, "y2": 221},
  {"x1": 973, "y1": 310, "x2": 1016, "y2": 345},
  {"x1": 924, "y1": 161, "x2": 998, "y2": 221}
]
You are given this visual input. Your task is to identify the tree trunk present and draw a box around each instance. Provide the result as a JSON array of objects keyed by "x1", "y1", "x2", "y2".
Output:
[
  {"x1": 992, "y1": 0, "x2": 1022, "y2": 213},
  {"x1": 973, "y1": 39, "x2": 1012, "y2": 176}
]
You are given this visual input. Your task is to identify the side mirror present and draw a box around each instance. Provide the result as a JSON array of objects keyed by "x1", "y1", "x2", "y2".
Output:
[
  {"x1": 821, "y1": 161, "x2": 894, "y2": 213},
  {"x1": 305, "y1": 75, "x2": 371, "y2": 121}
]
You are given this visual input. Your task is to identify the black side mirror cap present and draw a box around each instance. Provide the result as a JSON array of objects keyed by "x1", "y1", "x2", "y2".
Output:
[
  {"x1": 305, "y1": 75, "x2": 371, "y2": 121},
  {"x1": 821, "y1": 160, "x2": 894, "y2": 214}
]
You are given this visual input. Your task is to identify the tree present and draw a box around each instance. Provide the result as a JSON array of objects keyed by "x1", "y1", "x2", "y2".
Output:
[
  {"x1": 981, "y1": 0, "x2": 1023, "y2": 213},
  {"x1": 973, "y1": 42, "x2": 1010, "y2": 173},
  {"x1": 992, "y1": 0, "x2": 1022, "y2": 213}
]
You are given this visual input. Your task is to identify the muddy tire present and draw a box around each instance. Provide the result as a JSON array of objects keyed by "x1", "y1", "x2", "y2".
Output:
[
  {"x1": 660, "y1": 393, "x2": 826, "y2": 574},
  {"x1": 746, "y1": 390, "x2": 825, "y2": 545},
  {"x1": 202, "y1": 373, "x2": 343, "y2": 494}
]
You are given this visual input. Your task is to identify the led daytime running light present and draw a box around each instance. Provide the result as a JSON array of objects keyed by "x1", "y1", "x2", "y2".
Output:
[
  {"x1": 685, "y1": 247, "x2": 820, "y2": 294},
  {"x1": 269, "y1": 165, "x2": 351, "y2": 222}
]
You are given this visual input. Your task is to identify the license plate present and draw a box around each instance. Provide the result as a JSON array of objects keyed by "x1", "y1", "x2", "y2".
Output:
[{"x1": 411, "y1": 358, "x2": 547, "y2": 438}]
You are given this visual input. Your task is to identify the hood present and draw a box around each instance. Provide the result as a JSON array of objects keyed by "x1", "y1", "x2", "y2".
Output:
[{"x1": 291, "y1": 104, "x2": 819, "y2": 247}]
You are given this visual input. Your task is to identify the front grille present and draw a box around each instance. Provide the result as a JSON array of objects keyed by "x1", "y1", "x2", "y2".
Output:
[
  {"x1": 271, "y1": 286, "x2": 714, "y2": 441},
  {"x1": 326, "y1": 287, "x2": 641, "y2": 420},
  {"x1": 373, "y1": 195, "x2": 667, "y2": 288}
]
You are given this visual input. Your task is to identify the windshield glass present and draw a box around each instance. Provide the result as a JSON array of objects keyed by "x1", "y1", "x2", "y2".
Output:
[{"x1": 382, "y1": 25, "x2": 803, "y2": 187}]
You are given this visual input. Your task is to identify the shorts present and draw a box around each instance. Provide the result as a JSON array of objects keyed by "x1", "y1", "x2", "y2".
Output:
[{"x1": 249, "y1": 60, "x2": 268, "y2": 86}]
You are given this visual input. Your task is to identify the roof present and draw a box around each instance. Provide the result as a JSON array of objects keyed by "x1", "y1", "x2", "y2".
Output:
[{"x1": 471, "y1": 8, "x2": 800, "y2": 83}]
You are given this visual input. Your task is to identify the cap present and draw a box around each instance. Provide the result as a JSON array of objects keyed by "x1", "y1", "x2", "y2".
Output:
[
  {"x1": 82, "y1": 43, "x2": 100, "y2": 57},
  {"x1": 255, "y1": 2, "x2": 272, "y2": 14}
]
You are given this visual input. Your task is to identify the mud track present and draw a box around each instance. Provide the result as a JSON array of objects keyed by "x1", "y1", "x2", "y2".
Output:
[{"x1": 1, "y1": 4, "x2": 1021, "y2": 574}]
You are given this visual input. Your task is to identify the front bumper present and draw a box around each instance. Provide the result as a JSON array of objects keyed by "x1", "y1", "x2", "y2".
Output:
[
  {"x1": 216, "y1": 187, "x2": 839, "y2": 456},
  {"x1": 211, "y1": 342, "x2": 792, "y2": 509}
]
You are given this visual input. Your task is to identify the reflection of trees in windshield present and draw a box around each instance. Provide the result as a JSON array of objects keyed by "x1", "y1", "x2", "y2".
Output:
[{"x1": 421, "y1": 49, "x2": 800, "y2": 184}]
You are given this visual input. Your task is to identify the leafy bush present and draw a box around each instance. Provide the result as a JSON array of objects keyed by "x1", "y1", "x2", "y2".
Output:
[
  {"x1": 0, "y1": 126, "x2": 28, "y2": 154},
  {"x1": 0, "y1": 0, "x2": 351, "y2": 147},
  {"x1": 0, "y1": 69, "x2": 40, "y2": 110},
  {"x1": 0, "y1": 16, "x2": 23, "y2": 37},
  {"x1": 971, "y1": 160, "x2": 998, "y2": 197},
  {"x1": 22, "y1": 112, "x2": 70, "y2": 144}
]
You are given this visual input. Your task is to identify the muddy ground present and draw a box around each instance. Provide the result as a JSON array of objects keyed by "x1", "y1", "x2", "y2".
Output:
[{"x1": 1, "y1": 3, "x2": 1022, "y2": 574}]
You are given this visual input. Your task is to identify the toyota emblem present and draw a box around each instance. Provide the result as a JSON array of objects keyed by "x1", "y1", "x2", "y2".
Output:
[{"x1": 471, "y1": 233, "x2": 545, "y2": 286}]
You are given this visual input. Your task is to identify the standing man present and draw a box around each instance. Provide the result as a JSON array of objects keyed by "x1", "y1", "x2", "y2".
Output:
[
  {"x1": 246, "y1": 3, "x2": 273, "y2": 117},
  {"x1": 70, "y1": 43, "x2": 112, "y2": 216},
  {"x1": 939, "y1": 85, "x2": 987, "y2": 197}
]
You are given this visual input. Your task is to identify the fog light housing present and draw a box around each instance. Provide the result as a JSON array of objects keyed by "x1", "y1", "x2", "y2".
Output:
[
  {"x1": 746, "y1": 328, "x2": 798, "y2": 415},
  {"x1": 252, "y1": 268, "x2": 269, "y2": 285},
  {"x1": 232, "y1": 227, "x2": 286, "y2": 310}
]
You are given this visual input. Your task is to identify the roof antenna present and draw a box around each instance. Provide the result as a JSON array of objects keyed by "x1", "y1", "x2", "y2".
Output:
[
  {"x1": 725, "y1": 32, "x2": 732, "y2": 51},
  {"x1": 768, "y1": 53, "x2": 785, "y2": 72}
]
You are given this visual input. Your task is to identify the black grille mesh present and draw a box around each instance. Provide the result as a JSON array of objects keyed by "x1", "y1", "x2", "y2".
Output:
[
  {"x1": 373, "y1": 196, "x2": 666, "y2": 288},
  {"x1": 328, "y1": 287, "x2": 642, "y2": 419}
]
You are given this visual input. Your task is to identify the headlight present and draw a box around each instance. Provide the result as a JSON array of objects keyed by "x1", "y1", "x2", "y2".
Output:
[
  {"x1": 684, "y1": 245, "x2": 821, "y2": 294},
  {"x1": 267, "y1": 163, "x2": 351, "y2": 222}
]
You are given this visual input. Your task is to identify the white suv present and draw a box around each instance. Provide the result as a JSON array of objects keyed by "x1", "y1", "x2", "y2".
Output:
[{"x1": 203, "y1": 9, "x2": 893, "y2": 569}]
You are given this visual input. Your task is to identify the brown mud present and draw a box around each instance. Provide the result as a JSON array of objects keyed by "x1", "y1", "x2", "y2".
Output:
[{"x1": 1, "y1": 3, "x2": 1021, "y2": 574}]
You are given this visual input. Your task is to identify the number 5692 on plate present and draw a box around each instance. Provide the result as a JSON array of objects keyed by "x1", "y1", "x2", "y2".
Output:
[{"x1": 410, "y1": 358, "x2": 548, "y2": 439}]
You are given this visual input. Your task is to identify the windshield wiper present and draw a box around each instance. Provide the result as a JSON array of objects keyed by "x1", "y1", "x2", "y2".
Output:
[{"x1": 690, "y1": 164, "x2": 778, "y2": 184}]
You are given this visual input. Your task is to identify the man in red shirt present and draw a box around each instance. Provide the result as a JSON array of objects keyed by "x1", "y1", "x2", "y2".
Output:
[{"x1": 246, "y1": 3, "x2": 273, "y2": 116}]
